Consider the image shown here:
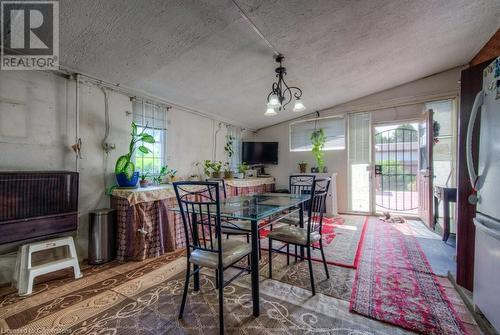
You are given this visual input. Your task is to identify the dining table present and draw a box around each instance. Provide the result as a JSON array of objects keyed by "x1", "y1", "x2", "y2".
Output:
[{"x1": 172, "y1": 192, "x2": 310, "y2": 317}]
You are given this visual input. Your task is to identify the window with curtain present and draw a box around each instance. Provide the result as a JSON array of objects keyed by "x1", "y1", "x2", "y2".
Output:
[
  {"x1": 289, "y1": 116, "x2": 345, "y2": 152},
  {"x1": 132, "y1": 99, "x2": 168, "y2": 174}
]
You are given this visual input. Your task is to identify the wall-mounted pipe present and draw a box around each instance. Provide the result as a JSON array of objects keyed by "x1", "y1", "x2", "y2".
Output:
[{"x1": 75, "y1": 74, "x2": 81, "y2": 171}]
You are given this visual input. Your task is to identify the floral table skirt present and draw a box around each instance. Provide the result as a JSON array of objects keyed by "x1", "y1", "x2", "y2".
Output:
[
  {"x1": 111, "y1": 182, "x2": 274, "y2": 262},
  {"x1": 111, "y1": 196, "x2": 186, "y2": 262},
  {"x1": 227, "y1": 183, "x2": 275, "y2": 196}
]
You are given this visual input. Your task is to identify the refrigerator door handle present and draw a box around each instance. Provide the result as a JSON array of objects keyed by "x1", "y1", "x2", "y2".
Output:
[
  {"x1": 466, "y1": 90, "x2": 484, "y2": 189},
  {"x1": 474, "y1": 218, "x2": 500, "y2": 241}
]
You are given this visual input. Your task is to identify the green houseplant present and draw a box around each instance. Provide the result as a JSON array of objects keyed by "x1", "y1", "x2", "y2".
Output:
[
  {"x1": 210, "y1": 161, "x2": 223, "y2": 178},
  {"x1": 298, "y1": 161, "x2": 308, "y2": 173},
  {"x1": 224, "y1": 135, "x2": 235, "y2": 159},
  {"x1": 237, "y1": 162, "x2": 249, "y2": 178},
  {"x1": 139, "y1": 171, "x2": 150, "y2": 188},
  {"x1": 115, "y1": 122, "x2": 155, "y2": 187},
  {"x1": 223, "y1": 162, "x2": 233, "y2": 179},
  {"x1": 310, "y1": 128, "x2": 326, "y2": 172}
]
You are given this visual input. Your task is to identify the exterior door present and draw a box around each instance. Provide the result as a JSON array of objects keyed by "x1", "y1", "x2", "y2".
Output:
[
  {"x1": 374, "y1": 123, "x2": 419, "y2": 214},
  {"x1": 418, "y1": 109, "x2": 434, "y2": 226}
]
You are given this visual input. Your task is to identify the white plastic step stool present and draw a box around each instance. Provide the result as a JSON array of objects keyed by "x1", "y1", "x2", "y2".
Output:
[{"x1": 13, "y1": 236, "x2": 83, "y2": 296}]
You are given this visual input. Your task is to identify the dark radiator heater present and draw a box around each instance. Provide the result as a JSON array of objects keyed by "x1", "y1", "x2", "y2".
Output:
[{"x1": 0, "y1": 171, "x2": 79, "y2": 248}]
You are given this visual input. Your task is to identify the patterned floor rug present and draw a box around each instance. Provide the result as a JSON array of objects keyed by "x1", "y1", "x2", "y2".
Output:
[
  {"x1": 259, "y1": 214, "x2": 367, "y2": 268},
  {"x1": 350, "y1": 218, "x2": 469, "y2": 335},
  {"x1": 0, "y1": 250, "x2": 422, "y2": 335}
]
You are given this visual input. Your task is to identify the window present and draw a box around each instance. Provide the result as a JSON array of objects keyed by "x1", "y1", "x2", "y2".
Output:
[
  {"x1": 289, "y1": 116, "x2": 345, "y2": 152},
  {"x1": 132, "y1": 99, "x2": 168, "y2": 174}
]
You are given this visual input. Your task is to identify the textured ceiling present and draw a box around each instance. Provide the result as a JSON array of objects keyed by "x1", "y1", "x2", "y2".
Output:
[{"x1": 59, "y1": 0, "x2": 500, "y2": 129}]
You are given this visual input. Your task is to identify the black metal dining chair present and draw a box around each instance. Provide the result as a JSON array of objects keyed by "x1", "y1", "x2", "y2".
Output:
[
  {"x1": 267, "y1": 177, "x2": 331, "y2": 295},
  {"x1": 208, "y1": 178, "x2": 262, "y2": 259},
  {"x1": 277, "y1": 175, "x2": 316, "y2": 262},
  {"x1": 174, "y1": 181, "x2": 252, "y2": 335}
]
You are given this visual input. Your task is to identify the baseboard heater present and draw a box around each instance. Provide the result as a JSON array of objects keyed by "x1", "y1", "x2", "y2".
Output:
[{"x1": 0, "y1": 171, "x2": 79, "y2": 251}]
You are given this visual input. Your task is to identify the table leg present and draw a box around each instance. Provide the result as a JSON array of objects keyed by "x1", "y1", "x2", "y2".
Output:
[
  {"x1": 433, "y1": 194, "x2": 439, "y2": 230},
  {"x1": 299, "y1": 205, "x2": 304, "y2": 260},
  {"x1": 443, "y1": 200, "x2": 450, "y2": 242},
  {"x1": 250, "y1": 219, "x2": 260, "y2": 317}
]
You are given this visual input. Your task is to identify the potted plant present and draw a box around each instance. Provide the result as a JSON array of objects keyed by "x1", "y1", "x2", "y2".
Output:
[
  {"x1": 196, "y1": 160, "x2": 213, "y2": 178},
  {"x1": 167, "y1": 168, "x2": 178, "y2": 183},
  {"x1": 115, "y1": 122, "x2": 155, "y2": 187},
  {"x1": 237, "y1": 162, "x2": 249, "y2": 179},
  {"x1": 298, "y1": 161, "x2": 307, "y2": 173},
  {"x1": 139, "y1": 171, "x2": 150, "y2": 188},
  {"x1": 223, "y1": 162, "x2": 233, "y2": 179},
  {"x1": 210, "y1": 161, "x2": 223, "y2": 178},
  {"x1": 310, "y1": 128, "x2": 326, "y2": 173},
  {"x1": 224, "y1": 135, "x2": 235, "y2": 159}
]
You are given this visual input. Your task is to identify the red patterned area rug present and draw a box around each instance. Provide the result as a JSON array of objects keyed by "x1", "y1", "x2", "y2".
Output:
[
  {"x1": 259, "y1": 215, "x2": 367, "y2": 268},
  {"x1": 350, "y1": 217, "x2": 468, "y2": 335}
]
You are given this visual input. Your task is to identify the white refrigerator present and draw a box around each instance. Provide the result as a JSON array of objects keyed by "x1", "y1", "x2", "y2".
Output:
[{"x1": 467, "y1": 56, "x2": 500, "y2": 332}]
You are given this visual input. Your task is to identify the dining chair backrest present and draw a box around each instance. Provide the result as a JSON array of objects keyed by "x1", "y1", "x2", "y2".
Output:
[
  {"x1": 289, "y1": 175, "x2": 316, "y2": 196},
  {"x1": 309, "y1": 178, "x2": 331, "y2": 232},
  {"x1": 206, "y1": 178, "x2": 227, "y2": 199},
  {"x1": 173, "y1": 181, "x2": 222, "y2": 258}
]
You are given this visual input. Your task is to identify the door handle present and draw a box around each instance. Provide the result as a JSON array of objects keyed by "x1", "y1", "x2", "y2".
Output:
[{"x1": 466, "y1": 90, "x2": 484, "y2": 189}]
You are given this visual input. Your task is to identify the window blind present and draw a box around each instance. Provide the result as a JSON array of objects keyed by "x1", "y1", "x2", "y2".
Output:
[
  {"x1": 348, "y1": 112, "x2": 371, "y2": 164},
  {"x1": 290, "y1": 116, "x2": 345, "y2": 152}
]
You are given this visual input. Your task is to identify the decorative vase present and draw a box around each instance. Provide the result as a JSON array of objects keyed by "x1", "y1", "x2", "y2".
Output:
[
  {"x1": 298, "y1": 163, "x2": 307, "y2": 173},
  {"x1": 322, "y1": 166, "x2": 328, "y2": 173},
  {"x1": 311, "y1": 167, "x2": 319, "y2": 173},
  {"x1": 139, "y1": 180, "x2": 149, "y2": 188},
  {"x1": 116, "y1": 171, "x2": 139, "y2": 187},
  {"x1": 211, "y1": 172, "x2": 221, "y2": 178}
]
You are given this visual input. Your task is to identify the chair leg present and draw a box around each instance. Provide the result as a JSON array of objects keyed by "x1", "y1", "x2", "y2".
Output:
[
  {"x1": 319, "y1": 238, "x2": 329, "y2": 279},
  {"x1": 193, "y1": 264, "x2": 200, "y2": 292},
  {"x1": 294, "y1": 245, "x2": 298, "y2": 263},
  {"x1": 306, "y1": 246, "x2": 316, "y2": 296},
  {"x1": 226, "y1": 234, "x2": 229, "y2": 239},
  {"x1": 258, "y1": 238, "x2": 262, "y2": 260},
  {"x1": 246, "y1": 234, "x2": 249, "y2": 243},
  {"x1": 215, "y1": 269, "x2": 219, "y2": 289},
  {"x1": 268, "y1": 238, "x2": 273, "y2": 279},
  {"x1": 178, "y1": 261, "x2": 191, "y2": 319},
  {"x1": 217, "y1": 264, "x2": 224, "y2": 335},
  {"x1": 286, "y1": 244, "x2": 290, "y2": 265}
]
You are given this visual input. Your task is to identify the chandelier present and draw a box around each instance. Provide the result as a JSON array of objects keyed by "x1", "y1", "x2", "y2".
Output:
[{"x1": 265, "y1": 54, "x2": 306, "y2": 116}]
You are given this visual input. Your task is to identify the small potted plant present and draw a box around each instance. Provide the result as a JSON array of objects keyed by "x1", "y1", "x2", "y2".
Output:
[
  {"x1": 196, "y1": 160, "x2": 213, "y2": 178},
  {"x1": 211, "y1": 161, "x2": 223, "y2": 178},
  {"x1": 310, "y1": 128, "x2": 326, "y2": 173},
  {"x1": 223, "y1": 162, "x2": 233, "y2": 179},
  {"x1": 115, "y1": 122, "x2": 155, "y2": 187},
  {"x1": 152, "y1": 165, "x2": 169, "y2": 185},
  {"x1": 298, "y1": 161, "x2": 307, "y2": 173},
  {"x1": 139, "y1": 171, "x2": 150, "y2": 188},
  {"x1": 237, "y1": 162, "x2": 249, "y2": 179},
  {"x1": 167, "y1": 168, "x2": 178, "y2": 183}
]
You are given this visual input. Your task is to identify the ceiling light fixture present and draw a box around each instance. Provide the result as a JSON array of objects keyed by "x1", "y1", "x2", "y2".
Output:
[{"x1": 265, "y1": 54, "x2": 305, "y2": 116}]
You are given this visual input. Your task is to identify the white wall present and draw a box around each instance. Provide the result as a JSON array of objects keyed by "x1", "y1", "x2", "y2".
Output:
[
  {"x1": 0, "y1": 71, "x2": 241, "y2": 283},
  {"x1": 255, "y1": 67, "x2": 462, "y2": 213}
]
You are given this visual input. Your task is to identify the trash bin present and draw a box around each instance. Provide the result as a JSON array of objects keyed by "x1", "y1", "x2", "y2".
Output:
[{"x1": 88, "y1": 208, "x2": 116, "y2": 265}]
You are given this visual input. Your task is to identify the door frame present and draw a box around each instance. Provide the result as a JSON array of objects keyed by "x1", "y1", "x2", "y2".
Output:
[{"x1": 371, "y1": 118, "x2": 421, "y2": 216}]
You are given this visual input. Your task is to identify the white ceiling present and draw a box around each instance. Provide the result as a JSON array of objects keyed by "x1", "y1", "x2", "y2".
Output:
[{"x1": 60, "y1": 0, "x2": 500, "y2": 129}]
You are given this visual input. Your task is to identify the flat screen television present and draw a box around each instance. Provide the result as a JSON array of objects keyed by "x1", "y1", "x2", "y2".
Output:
[{"x1": 241, "y1": 142, "x2": 278, "y2": 165}]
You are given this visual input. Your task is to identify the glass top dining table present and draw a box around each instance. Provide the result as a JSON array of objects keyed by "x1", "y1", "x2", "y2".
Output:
[
  {"x1": 171, "y1": 193, "x2": 310, "y2": 221},
  {"x1": 170, "y1": 192, "x2": 310, "y2": 318}
]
